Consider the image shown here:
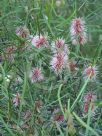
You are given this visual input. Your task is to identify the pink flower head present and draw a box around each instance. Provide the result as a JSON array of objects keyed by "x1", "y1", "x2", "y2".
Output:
[
  {"x1": 53, "y1": 115, "x2": 64, "y2": 122},
  {"x1": 83, "y1": 102, "x2": 97, "y2": 114},
  {"x1": 29, "y1": 68, "x2": 44, "y2": 83},
  {"x1": 83, "y1": 65, "x2": 98, "y2": 81},
  {"x1": 16, "y1": 26, "x2": 30, "y2": 38},
  {"x1": 32, "y1": 35, "x2": 47, "y2": 48},
  {"x1": 70, "y1": 17, "x2": 87, "y2": 45},
  {"x1": 51, "y1": 108, "x2": 64, "y2": 122},
  {"x1": 55, "y1": 38, "x2": 65, "y2": 49},
  {"x1": 83, "y1": 92, "x2": 97, "y2": 103},
  {"x1": 13, "y1": 93, "x2": 21, "y2": 107},
  {"x1": 52, "y1": 38, "x2": 70, "y2": 55},
  {"x1": 83, "y1": 92, "x2": 97, "y2": 114},
  {"x1": 50, "y1": 53, "x2": 68, "y2": 74}
]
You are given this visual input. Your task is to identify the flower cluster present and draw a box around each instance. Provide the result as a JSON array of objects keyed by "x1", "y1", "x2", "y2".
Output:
[
  {"x1": 50, "y1": 38, "x2": 69, "y2": 74},
  {"x1": 1, "y1": 0, "x2": 101, "y2": 134},
  {"x1": 13, "y1": 17, "x2": 99, "y2": 120}
]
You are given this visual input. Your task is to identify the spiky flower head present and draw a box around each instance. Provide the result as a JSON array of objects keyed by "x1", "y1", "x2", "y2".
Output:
[
  {"x1": 83, "y1": 65, "x2": 98, "y2": 81},
  {"x1": 70, "y1": 17, "x2": 87, "y2": 45},
  {"x1": 83, "y1": 92, "x2": 97, "y2": 114},
  {"x1": 32, "y1": 35, "x2": 48, "y2": 48},
  {"x1": 55, "y1": 38, "x2": 65, "y2": 49},
  {"x1": 83, "y1": 92, "x2": 97, "y2": 103},
  {"x1": 29, "y1": 68, "x2": 44, "y2": 83},
  {"x1": 50, "y1": 53, "x2": 68, "y2": 74},
  {"x1": 16, "y1": 26, "x2": 30, "y2": 38},
  {"x1": 52, "y1": 38, "x2": 70, "y2": 55}
]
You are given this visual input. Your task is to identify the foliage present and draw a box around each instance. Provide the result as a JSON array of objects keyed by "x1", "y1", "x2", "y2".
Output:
[{"x1": 0, "y1": 0, "x2": 102, "y2": 136}]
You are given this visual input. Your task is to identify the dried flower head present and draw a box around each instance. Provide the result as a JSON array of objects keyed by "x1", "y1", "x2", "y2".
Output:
[
  {"x1": 70, "y1": 17, "x2": 87, "y2": 45},
  {"x1": 32, "y1": 35, "x2": 48, "y2": 48},
  {"x1": 29, "y1": 68, "x2": 44, "y2": 83},
  {"x1": 35, "y1": 100, "x2": 43, "y2": 113},
  {"x1": 13, "y1": 93, "x2": 21, "y2": 107},
  {"x1": 51, "y1": 108, "x2": 64, "y2": 122},
  {"x1": 83, "y1": 65, "x2": 98, "y2": 81},
  {"x1": 69, "y1": 60, "x2": 78, "y2": 71},
  {"x1": 4, "y1": 46, "x2": 16, "y2": 61},
  {"x1": 16, "y1": 26, "x2": 30, "y2": 38},
  {"x1": 50, "y1": 53, "x2": 68, "y2": 74},
  {"x1": 23, "y1": 110, "x2": 31, "y2": 120},
  {"x1": 53, "y1": 114, "x2": 64, "y2": 122},
  {"x1": 83, "y1": 92, "x2": 97, "y2": 114}
]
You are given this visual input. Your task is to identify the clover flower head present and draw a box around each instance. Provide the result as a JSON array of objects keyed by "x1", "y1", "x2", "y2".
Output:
[
  {"x1": 32, "y1": 35, "x2": 47, "y2": 48},
  {"x1": 29, "y1": 68, "x2": 44, "y2": 83},
  {"x1": 70, "y1": 17, "x2": 87, "y2": 45},
  {"x1": 50, "y1": 53, "x2": 68, "y2": 74},
  {"x1": 83, "y1": 65, "x2": 98, "y2": 81},
  {"x1": 83, "y1": 92, "x2": 97, "y2": 114}
]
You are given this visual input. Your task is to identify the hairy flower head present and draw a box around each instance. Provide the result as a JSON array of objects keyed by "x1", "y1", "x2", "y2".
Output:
[
  {"x1": 29, "y1": 68, "x2": 44, "y2": 83},
  {"x1": 70, "y1": 17, "x2": 87, "y2": 45},
  {"x1": 32, "y1": 35, "x2": 48, "y2": 48}
]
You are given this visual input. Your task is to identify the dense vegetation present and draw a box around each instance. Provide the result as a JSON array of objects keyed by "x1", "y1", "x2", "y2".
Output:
[{"x1": 0, "y1": 0, "x2": 102, "y2": 136}]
